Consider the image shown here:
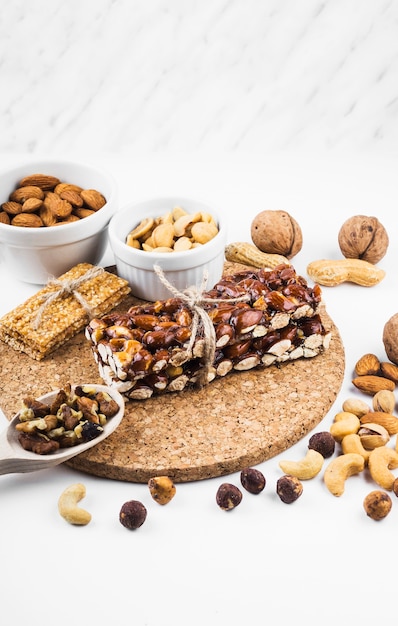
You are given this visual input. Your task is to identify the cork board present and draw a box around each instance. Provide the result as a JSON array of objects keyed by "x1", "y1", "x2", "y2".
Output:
[{"x1": 0, "y1": 263, "x2": 345, "y2": 483}]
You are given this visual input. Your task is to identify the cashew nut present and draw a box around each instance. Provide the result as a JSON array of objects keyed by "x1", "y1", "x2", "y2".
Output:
[
  {"x1": 324, "y1": 453, "x2": 365, "y2": 496},
  {"x1": 341, "y1": 433, "x2": 370, "y2": 465},
  {"x1": 58, "y1": 483, "x2": 92, "y2": 525},
  {"x1": 329, "y1": 412, "x2": 360, "y2": 443},
  {"x1": 368, "y1": 446, "x2": 398, "y2": 490},
  {"x1": 278, "y1": 449, "x2": 324, "y2": 480}
]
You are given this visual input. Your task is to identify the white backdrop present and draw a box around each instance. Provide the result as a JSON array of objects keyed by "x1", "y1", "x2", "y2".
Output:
[{"x1": 1, "y1": 3, "x2": 398, "y2": 626}]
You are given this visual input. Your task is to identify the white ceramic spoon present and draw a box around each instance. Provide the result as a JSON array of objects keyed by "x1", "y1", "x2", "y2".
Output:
[{"x1": 0, "y1": 384, "x2": 125, "y2": 475}]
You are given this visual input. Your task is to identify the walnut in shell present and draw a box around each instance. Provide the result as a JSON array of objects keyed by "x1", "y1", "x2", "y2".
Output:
[
  {"x1": 383, "y1": 313, "x2": 398, "y2": 365},
  {"x1": 338, "y1": 215, "x2": 389, "y2": 264},
  {"x1": 250, "y1": 210, "x2": 303, "y2": 259}
]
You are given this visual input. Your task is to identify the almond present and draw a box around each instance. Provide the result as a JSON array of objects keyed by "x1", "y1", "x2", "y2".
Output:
[
  {"x1": 18, "y1": 174, "x2": 60, "y2": 190},
  {"x1": 0, "y1": 211, "x2": 10, "y2": 224},
  {"x1": 354, "y1": 353, "x2": 380, "y2": 376},
  {"x1": 39, "y1": 202, "x2": 58, "y2": 226},
  {"x1": 9, "y1": 185, "x2": 44, "y2": 203},
  {"x1": 360, "y1": 411, "x2": 398, "y2": 435},
  {"x1": 352, "y1": 375, "x2": 395, "y2": 395},
  {"x1": 11, "y1": 213, "x2": 44, "y2": 227},
  {"x1": 2, "y1": 201, "x2": 23, "y2": 215},
  {"x1": 74, "y1": 208, "x2": 95, "y2": 219},
  {"x1": 380, "y1": 361, "x2": 398, "y2": 384},
  {"x1": 43, "y1": 192, "x2": 72, "y2": 219},
  {"x1": 22, "y1": 197, "x2": 43, "y2": 213},
  {"x1": 59, "y1": 189, "x2": 84, "y2": 207},
  {"x1": 54, "y1": 182, "x2": 83, "y2": 195},
  {"x1": 80, "y1": 189, "x2": 106, "y2": 211}
]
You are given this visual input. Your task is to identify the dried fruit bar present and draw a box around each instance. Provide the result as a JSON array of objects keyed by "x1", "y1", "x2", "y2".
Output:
[
  {"x1": 85, "y1": 264, "x2": 331, "y2": 400},
  {"x1": 0, "y1": 263, "x2": 131, "y2": 360}
]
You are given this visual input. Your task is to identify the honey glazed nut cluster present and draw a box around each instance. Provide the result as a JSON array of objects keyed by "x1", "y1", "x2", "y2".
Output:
[
  {"x1": 125, "y1": 205, "x2": 219, "y2": 252},
  {"x1": 85, "y1": 264, "x2": 331, "y2": 400},
  {"x1": 0, "y1": 173, "x2": 106, "y2": 227}
]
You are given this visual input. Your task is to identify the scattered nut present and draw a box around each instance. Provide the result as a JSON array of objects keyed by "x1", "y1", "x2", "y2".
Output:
[
  {"x1": 323, "y1": 453, "x2": 365, "y2": 497},
  {"x1": 329, "y1": 411, "x2": 360, "y2": 442},
  {"x1": 276, "y1": 475, "x2": 303, "y2": 503},
  {"x1": 58, "y1": 483, "x2": 92, "y2": 526},
  {"x1": 354, "y1": 353, "x2": 380, "y2": 376},
  {"x1": 119, "y1": 500, "x2": 147, "y2": 530},
  {"x1": 392, "y1": 477, "x2": 398, "y2": 497},
  {"x1": 383, "y1": 314, "x2": 398, "y2": 365},
  {"x1": 360, "y1": 411, "x2": 398, "y2": 435},
  {"x1": 368, "y1": 446, "x2": 398, "y2": 490},
  {"x1": 341, "y1": 433, "x2": 370, "y2": 464},
  {"x1": 224, "y1": 241, "x2": 290, "y2": 269},
  {"x1": 148, "y1": 476, "x2": 176, "y2": 505},
  {"x1": 216, "y1": 483, "x2": 243, "y2": 511},
  {"x1": 372, "y1": 389, "x2": 396, "y2": 414},
  {"x1": 341, "y1": 397, "x2": 371, "y2": 417},
  {"x1": 363, "y1": 490, "x2": 392, "y2": 520},
  {"x1": 380, "y1": 361, "x2": 398, "y2": 384},
  {"x1": 358, "y1": 423, "x2": 390, "y2": 450},
  {"x1": 308, "y1": 431, "x2": 336, "y2": 458},
  {"x1": 352, "y1": 375, "x2": 395, "y2": 395},
  {"x1": 250, "y1": 210, "x2": 303, "y2": 259},
  {"x1": 306, "y1": 258, "x2": 385, "y2": 287},
  {"x1": 278, "y1": 448, "x2": 324, "y2": 479},
  {"x1": 338, "y1": 215, "x2": 389, "y2": 264},
  {"x1": 240, "y1": 467, "x2": 266, "y2": 494}
]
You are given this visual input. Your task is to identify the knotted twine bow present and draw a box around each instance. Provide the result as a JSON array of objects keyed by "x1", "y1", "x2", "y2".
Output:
[
  {"x1": 154, "y1": 264, "x2": 249, "y2": 387},
  {"x1": 32, "y1": 266, "x2": 105, "y2": 331}
]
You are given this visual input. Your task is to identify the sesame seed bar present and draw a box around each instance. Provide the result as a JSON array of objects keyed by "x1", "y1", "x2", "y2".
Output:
[
  {"x1": 0, "y1": 263, "x2": 131, "y2": 360},
  {"x1": 85, "y1": 264, "x2": 331, "y2": 400}
]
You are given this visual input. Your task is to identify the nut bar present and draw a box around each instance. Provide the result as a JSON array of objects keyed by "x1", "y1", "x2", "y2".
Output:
[
  {"x1": 85, "y1": 264, "x2": 331, "y2": 400},
  {"x1": 0, "y1": 263, "x2": 131, "y2": 360}
]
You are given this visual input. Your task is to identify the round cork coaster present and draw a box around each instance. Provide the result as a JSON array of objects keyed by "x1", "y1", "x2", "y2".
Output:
[{"x1": 0, "y1": 264, "x2": 345, "y2": 483}]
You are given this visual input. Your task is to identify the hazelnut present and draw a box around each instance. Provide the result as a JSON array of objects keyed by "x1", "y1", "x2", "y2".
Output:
[
  {"x1": 363, "y1": 490, "x2": 392, "y2": 520},
  {"x1": 240, "y1": 467, "x2": 266, "y2": 494},
  {"x1": 308, "y1": 431, "x2": 335, "y2": 458},
  {"x1": 148, "y1": 476, "x2": 176, "y2": 505},
  {"x1": 250, "y1": 210, "x2": 303, "y2": 259},
  {"x1": 119, "y1": 500, "x2": 147, "y2": 530},
  {"x1": 383, "y1": 313, "x2": 398, "y2": 365},
  {"x1": 392, "y1": 478, "x2": 398, "y2": 497},
  {"x1": 216, "y1": 483, "x2": 243, "y2": 510},
  {"x1": 276, "y1": 475, "x2": 303, "y2": 504},
  {"x1": 338, "y1": 215, "x2": 389, "y2": 264}
]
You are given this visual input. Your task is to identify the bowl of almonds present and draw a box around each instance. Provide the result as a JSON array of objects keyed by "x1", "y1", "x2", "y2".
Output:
[
  {"x1": 0, "y1": 159, "x2": 118, "y2": 284},
  {"x1": 108, "y1": 196, "x2": 227, "y2": 301}
]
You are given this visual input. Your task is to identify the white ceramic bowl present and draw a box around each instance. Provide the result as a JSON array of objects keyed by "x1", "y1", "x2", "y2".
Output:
[
  {"x1": 0, "y1": 159, "x2": 118, "y2": 284},
  {"x1": 108, "y1": 197, "x2": 227, "y2": 301}
]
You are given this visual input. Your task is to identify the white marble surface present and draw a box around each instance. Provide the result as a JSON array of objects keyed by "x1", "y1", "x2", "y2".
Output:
[
  {"x1": 1, "y1": 3, "x2": 398, "y2": 626},
  {"x1": 1, "y1": 0, "x2": 398, "y2": 156}
]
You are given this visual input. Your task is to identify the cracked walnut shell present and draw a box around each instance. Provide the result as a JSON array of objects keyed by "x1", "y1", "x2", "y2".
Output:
[
  {"x1": 250, "y1": 210, "x2": 303, "y2": 259},
  {"x1": 338, "y1": 215, "x2": 389, "y2": 264}
]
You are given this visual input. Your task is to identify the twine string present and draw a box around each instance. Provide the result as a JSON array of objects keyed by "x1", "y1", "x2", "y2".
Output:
[
  {"x1": 32, "y1": 266, "x2": 105, "y2": 330},
  {"x1": 153, "y1": 264, "x2": 249, "y2": 386}
]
